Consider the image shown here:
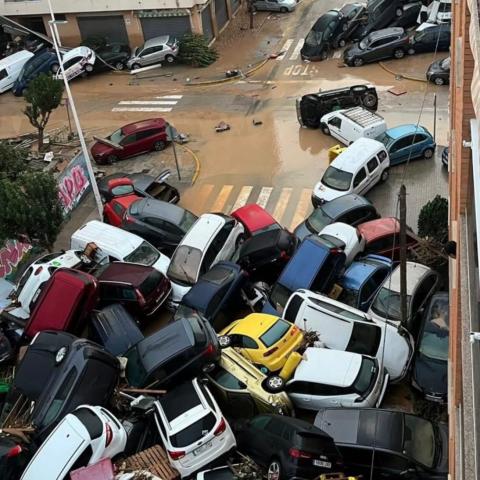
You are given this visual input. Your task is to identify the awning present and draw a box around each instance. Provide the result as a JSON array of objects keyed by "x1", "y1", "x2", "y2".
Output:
[
  {"x1": 0, "y1": 15, "x2": 52, "y2": 43},
  {"x1": 136, "y1": 9, "x2": 190, "y2": 18}
]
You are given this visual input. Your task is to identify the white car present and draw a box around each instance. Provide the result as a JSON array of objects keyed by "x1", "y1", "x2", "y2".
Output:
[
  {"x1": 7, "y1": 250, "x2": 85, "y2": 320},
  {"x1": 318, "y1": 223, "x2": 365, "y2": 266},
  {"x1": 21, "y1": 405, "x2": 127, "y2": 480},
  {"x1": 286, "y1": 347, "x2": 389, "y2": 410},
  {"x1": 154, "y1": 378, "x2": 236, "y2": 478},
  {"x1": 167, "y1": 214, "x2": 244, "y2": 305},
  {"x1": 283, "y1": 289, "x2": 414, "y2": 381},
  {"x1": 56, "y1": 46, "x2": 95, "y2": 81}
]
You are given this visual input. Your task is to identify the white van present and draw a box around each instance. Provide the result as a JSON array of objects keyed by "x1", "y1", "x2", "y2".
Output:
[
  {"x1": 320, "y1": 107, "x2": 387, "y2": 146},
  {"x1": 71, "y1": 220, "x2": 170, "y2": 274},
  {"x1": 0, "y1": 50, "x2": 34, "y2": 93},
  {"x1": 312, "y1": 137, "x2": 389, "y2": 204}
]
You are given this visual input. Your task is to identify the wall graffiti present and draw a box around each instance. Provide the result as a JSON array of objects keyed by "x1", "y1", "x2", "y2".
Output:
[{"x1": 0, "y1": 240, "x2": 32, "y2": 278}]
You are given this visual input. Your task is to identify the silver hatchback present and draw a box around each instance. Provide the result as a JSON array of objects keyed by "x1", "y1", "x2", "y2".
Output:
[
  {"x1": 127, "y1": 35, "x2": 179, "y2": 70},
  {"x1": 251, "y1": 0, "x2": 297, "y2": 12}
]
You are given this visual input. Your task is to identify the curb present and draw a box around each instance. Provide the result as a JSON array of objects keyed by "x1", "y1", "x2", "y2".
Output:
[
  {"x1": 178, "y1": 143, "x2": 201, "y2": 185},
  {"x1": 379, "y1": 61, "x2": 427, "y2": 83}
]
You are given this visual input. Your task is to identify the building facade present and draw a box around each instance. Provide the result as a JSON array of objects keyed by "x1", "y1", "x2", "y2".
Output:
[{"x1": 0, "y1": 0, "x2": 241, "y2": 47}]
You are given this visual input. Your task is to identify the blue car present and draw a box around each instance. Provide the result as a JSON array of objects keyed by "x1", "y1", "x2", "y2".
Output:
[
  {"x1": 337, "y1": 254, "x2": 393, "y2": 312},
  {"x1": 12, "y1": 50, "x2": 60, "y2": 96},
  {"x1": 262, "y1": 234, "x2": 346, "y2": 314},
  {"x1": 376, "y1": 124, "x2": 436, "y2": 166},
  {"x1": 175, "y1": 261, "x2": 247, "y2": 331}
]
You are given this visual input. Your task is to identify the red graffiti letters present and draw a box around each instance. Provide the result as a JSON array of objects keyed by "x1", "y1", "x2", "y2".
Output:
[
  {"x1": 58, "y1": 165, "x2": 90, "y2": 213},
  {"x1": 0, "y1": 240, "x2": 32, "y2": 278}
]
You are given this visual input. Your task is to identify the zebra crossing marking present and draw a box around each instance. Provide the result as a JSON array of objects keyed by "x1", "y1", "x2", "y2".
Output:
[
  {"x1": 112, "y1": 95, "x2": 183, "y2": 113},
  {"x1": 256, "y1": 187, "x2": 274, "y2": 208},
  {"x1": 272, "y1": 188, "x2": 293, "y2": 221},
  {"x1": 289, "y1": 39, "x2": 304, "y2": 61},
  {"x1": 210, "y1": 185, "x2": 234, "y2": 212},
  {"x1": 277, "y1": 39, "x2": 294, "y2": 60},
  {"x1": 231, "y1": 186, "x2": 254, "y2": 211},
  {"x1": 289, "y1": 188, "x2": 312, "y2": 231}
]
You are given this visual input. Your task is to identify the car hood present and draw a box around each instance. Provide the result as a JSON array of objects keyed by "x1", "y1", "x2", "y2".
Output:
[
  {"x1": 412, "y1": 352, "x2": 447, "y2": 398},
  {"x1": 344, "y1": 43, "x2": 363, "y2": 58},
  {"x1": 91, "y1": 141, "x2": 115, "y2": 157},
  {"x1": 301, "y1": 41, "x2": 327, "y2": 58},
  {"x1": 381, "y1": 325, "x2": 413, "y2": 381},
  {"x1": 313, "y1": 181, "x2": 345, "y2": 203},
  {"x1": 427, "y1": 59, "x2": 445, "y2": 75}
]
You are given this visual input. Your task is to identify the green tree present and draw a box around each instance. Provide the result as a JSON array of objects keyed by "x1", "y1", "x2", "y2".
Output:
[
  {"x1": 178, "y1": 34, "x2": 218, "y2": 67},
  {"x1": 23, "y1": 73, "x2": 64, "y2": 151},
  {"x1": 417, "y1": 195, "x2": 449, "y2": 244},
  {"x1": 0, "y1": 142, "x2": 28, "y2": 180}
]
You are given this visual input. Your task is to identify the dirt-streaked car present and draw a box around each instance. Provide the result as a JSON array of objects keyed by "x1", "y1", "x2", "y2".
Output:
[
  {"x1": 206, "y1": 347, "x2": 294, "y2": 417},
  {"x1": 55, "y1": 46, "x2": 95, "y2": 81}
]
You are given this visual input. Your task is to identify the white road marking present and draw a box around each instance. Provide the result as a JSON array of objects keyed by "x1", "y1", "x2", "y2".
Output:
[
  {"x1": 277, "y1": 39, "x2": 294, "y2": 60},
  {"x1": 272, "y1": 188, "x2": 292, "y2": 222},
  {"x1": 332, "y1": 49, "x2": 343, "y2": 59},
  {"x1": 156, "y1": 95, "x2": 183, "y2": 99},
  {"x1": 210, "y1": 185, "x2": 234, "y2": 212},
  {"x1": 112, "y1": 107, "x2": 173, "y2": 112},
  {"x1": 231, "y1": 186, "x2": 254, "y2": 211},
  {"x1": 290, "y1": 188, "x2": 312, "y2": 231},
  {"x1": 256, "y1": 187, "x2": 273, "y2": 208},
  {"x1": 289, "y1": 39, "x2": 304, "y2": 61},
  {"x1": 118, "y1": 100, "x2": 177, "y2": 105}
]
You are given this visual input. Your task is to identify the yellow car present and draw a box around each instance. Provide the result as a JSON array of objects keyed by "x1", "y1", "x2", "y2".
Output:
[{"x1": 219, "y1": 313, "x2": 304, "y2": 372}]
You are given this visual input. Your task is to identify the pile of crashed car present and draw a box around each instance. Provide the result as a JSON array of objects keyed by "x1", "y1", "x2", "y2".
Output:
[
  {"x1": 301, "y1": 0, "x2": 451, "y2": 85},
  {"x1": 0, "y1": 105, "x2": 449, "y2": 478}
]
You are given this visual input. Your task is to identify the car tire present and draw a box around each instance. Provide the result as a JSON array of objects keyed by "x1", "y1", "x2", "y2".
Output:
[
  {"x1": 339, "y1": 38, "x2": 346, "y2": 48},
  {"x1": 51, "y1": 63, "x2": 59, "y2": 73},
  {"x1": 423, "y1": 147, "x2": 434, "y2": 159},
  {"x1": 395, "y1": 7, "x2": 403, "y2": 16},
  {"x1": 434, "y1": 77, "x2": 445, "y2": 86},
  {"x1": 362, "y1": 93, "x2": 377, "y2": 109},
  {"x1": 320, "y1": 49, "x2": 328, "y2": 61},
  {"x1": 321, "y1": 123, "x2": 330, "y2": 135},
  {"x1": 85, "y1": 64, "x2": 94, "y2": 73},
  {"x1": 267, "y1": 459, "x2": 283, "y2": 480},
  {"x1": 218, "y1": 335, "x2": 232, "y2": 348},
  {"x1": 280, "y1": 7, "x2": 288, "y2": 13},
  {"x1": 353, "y1": 57, "x2": 364, "y2": 67},
  {"x1": 115, "y1": 62, "x2": 125, "y2": 70},
  {"x1": 153, "y1": 140, "x2": 166, "y2": 151},
  {"x1": 165, "y1": 54, "x2": 175, "y2": 63},
  {"x1": 393, "y1": 48, "x2": 405, "y2": 59},
  {"x1": 262, "y1": 375, "x2": 285, "y2": 393},
  {"x1": 131, "y1": 63, "x2": 142, "y2": 70},
  {"x1": 407, "y1": 47, "x2": 415, "y2": 55},
  {"x1": 106, "y1": 154, "x2": 118, "y2": 165},
  {"x1": 380, "y1": 168, "x2": 389, "y2": 182}
]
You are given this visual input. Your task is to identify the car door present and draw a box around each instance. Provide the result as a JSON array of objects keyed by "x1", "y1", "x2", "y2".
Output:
[
  {"x1": 134, "y1": 129, "x2": 156, "y2": 153},
  {"x1": 139, "y1": 46, "x2": 159, "y2": 66},
  {"x1": 266, "y1": 0, "x2": 280, "y2": 11},
  {"x1": 364, "y1": 156, "x2": 381, "y2": 192},
  {"x1": 119, "y1": 133, "x2": 139, "y2": 158},
  {"x1": 352, "y1": 167, "x2": 369, "y2": 195},
  {"x1": 212, "y1": 220, "x2": 236, "y2": 263},
  {"x1": 366, "y1": 37, "x2": 390, "y2": 62},
  {"x1": 389, "y1": 135, "x2": 413, "y2": 164},
  {"x1": 242, "y1": 416, "x2": 273, "y2": 464},
  {"x1": 409, "y1": 274, "x2": 438, "y2": 334},
  {"x1": 286, "y1": 380, "x2": 313, "y2": 408},
  {"x1": 409, "y1": 133, "x2": 428, "y2": 159},
  {"x1": 438, "y1": 30, "x2": 451, "y2": 51},
  {"x1": 327, "y1": 115, "x2": 346, "y2": 143},
  {"x1": 106, "y1": 200, "x2": 127, "y2": 226}
]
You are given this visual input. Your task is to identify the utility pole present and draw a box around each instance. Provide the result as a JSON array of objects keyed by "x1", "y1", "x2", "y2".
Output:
[
  {"x1": 433, "y1": 93, "x2": 437, "y2": 142},
  {"x1": 399, "y1": 185, "x2": 408, "y2": 330}
]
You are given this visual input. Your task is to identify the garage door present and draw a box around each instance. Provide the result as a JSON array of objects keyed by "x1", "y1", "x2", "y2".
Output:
[
  {"x1": 140, "y1": 17, "x2": 191, "y2": 41},
  {"x1": 231, "y1": 0, "x2": 240, "y2": 15},
  {"x1": 215, "y1": 0, "x2": 229, "y2": 30},
  {"x1": 202, "y1": 6, "x2": 214, "y2": 42},
  {"x1": 77, "y1": 15, "x2": 128, "y2": 44}
]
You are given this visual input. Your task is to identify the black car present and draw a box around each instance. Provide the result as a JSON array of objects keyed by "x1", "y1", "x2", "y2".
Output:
[
  {"x1": 408, "y1": 24, "x2": 451, "y2": 54},
  {"x1": 297, "y1": 85, "x2": 378, "y2": 129},
  {"x1": 235, "y1": 414, "x2": 342, "y2": 480},
  {"x1": 441, "y1": 146, "x2": 449, "y2": 167},
  {"x1": 332, "y1": 3, "x2": 366, "y2": 48},
  {"x1": 389, "y1": 1, "x2": 422, "y2": 29},
  {"x1": 301, "y1": 10, "x2": 343, "y2": 61},
  {"x1": 125, "y1": 313, "x2": 220, "y2": 388},
  {"x1": 315, "y1": 408, "x2": 448, "y2": 479},
  {"x1": 94, "y1": 43, "x2": 130, "y2": 71},
  {"x1": 295, "y1": 194, "x2": 379, "y2": 240},
  {"x1": 344, "y1": 27, "x2": 411, "y2": 67},
  {"x1": 427, "y1": 57, "x2": 450, "y2": 86},
  {"x1": 10, "y1": 330, "x2": 119, "y2": 438},
  {"x1": 121, "y1": 198, "x2": 197, "y2": 254},
  {"x1": 412, "y1": 292, "x2": 449, "y2": 403}
]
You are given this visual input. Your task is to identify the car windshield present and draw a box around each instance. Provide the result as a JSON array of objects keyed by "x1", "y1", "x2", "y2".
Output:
[
  {"x1": 306, "y1": 208, "x2": 333, "y2": 233},
  {"x1": 139, "y1": 270, "x2": 162, "y2": 296},
  {"x1": 305, "y1": 30, "x2": 323, "y2": 46},
  {"x1": 269, "y1": 283, "x2": 293, "y2": 313},
  {"x1": 370, "y1": 286, "x2": 411, "y2": 321},
  {"x1": 403, "y1": 415, "x2": 436, "y2": 468},
  {"x1": 346, "y1": 323, "x2": 381, "y2": 356},
  {"x1": 376, "y1": 131, "x2": 394, "y2": 148},
  {"x1": 170, "y1": 412, "x2": 216, "y2": 448},
  {"x1": 338, "y1": 288, "x2": 359, "y2": 308},
  {"x1": 322, "y1": 166, "x2": 353, "y2": 192},
  {"x1": 441, "y1": 57, "x2": 451, "y2": 70},
  {"x1": 167, "y1": 246, "x2": 202, "y2": 285},
  {"x1": 166, "y1": 36, "x2": 177, "y2": 48},
  {"x1": 419, "y1": 298, "x2": 449, "y2": 361},
  {"x1": 260, "y1": 318, "x2": 291, "y2": 347},
  {"x1": 179, "y1": 210, "x2": 198, "y2": 232},
  {"x1": 124, "y1": 241, "x2": 160, "y2": 266},
  {"x1": 109, "y1": 128, "x2": 126, "y2": 144},
  {"x1": 352, "y1": 356, "x2": 376, "y2": 394},
  {"x1": 112, "y1": 184, "x2": 135, "y2": 196}
]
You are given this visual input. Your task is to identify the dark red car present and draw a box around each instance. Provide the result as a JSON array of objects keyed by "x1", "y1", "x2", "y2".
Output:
[
  {"x1": 91, "y1": 118, "x2": 169, "y2": 165},
  {"x1": 96, "y1": 262, "x2": 171, "y2": 317},
  {"x1": 357, "y1": 217, "x2": 418, "y2": 260},
  {"x1": 231, "y1": 203, "x2": 281, "y2": 237},
  {"x1": 24, "y1": 268, "x2": 99, "y2": 338}
]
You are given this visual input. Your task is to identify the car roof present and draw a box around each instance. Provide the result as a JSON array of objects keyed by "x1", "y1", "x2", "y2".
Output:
[
  {"x1": 62, "y1": 46, "x2": 92, "y2": 62},
  {"x1": 320, "y1": 222, "x2": 359, "y2": 245},
  {"x1": 384, "y1": 262, "x2": 434, "y2": 295},
  {"x1": 178, "y1": 213, "x2": 225, "y2": 250},
  {"x1": 227, "y1": 313, "x2": 281, "y2": 338},
  {"x1": 315, "y1": 408, "x2": 404, "y2": 451},
  {"x1": 330, "y1": 138, "x2": 386, "y2": 174},
  {"x1": 143, "y1": 35, "x2": 170, "y2": 49},
  {"x1": 384, "y1": 124, "x2": 428, "y2": 139},
  {"x1": 340, "y1": 2, "x2": 363, "y2": 15},
  {"x1": 122, "y1": 118, "x2": 166, "y2": 135},
  {"x1": 357, "y1": 217, "x2": 400, "y2": 243},
  {"x1": 293, "y1": 348, "x2": 362, "y2": 387},
  {"x1": 368, "y1": 27, "x2": 405, "y2": 41},
  {"x1": 321, "y1": 194, "x2": 373, "y2": 218},
  {"x1": 261, "y1": 413, "x2": 334, "y2": 437},
  {"x1": 239, "y1": 229, "x2": 288, "y2": 257},
  {"x1": 339, "y1": 259, "x2": 384, "y2": 291},
  {"x1": 159, "y1": 380, "x2": 203, "y2": 424},
  {"x1": 231, "y1": 204, "x2": 277, "y2": 232},
  {"x1": 0, "y1": 49, "x2": 33, "y2": 67},
  {"x1": 96, "y1": 261, "x2": 156, "y2": 286},
  {"x1": 134, "y1": 197, "x2": 185, "y2": 222}
]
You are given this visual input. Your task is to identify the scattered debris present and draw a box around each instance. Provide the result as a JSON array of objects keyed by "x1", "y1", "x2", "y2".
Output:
[
  {"x1": 43, "y1": 152, "x2": 54, "y2": 163},
  {"x1": 225, "y1": 69, "x2": 240, "y2": 78},
  {"x1": 252, "y1": 119, "x2": 263, "y2": 126},
  {"x1": 215, "y1": 121, "x2": 231, "y2": 132},
  {"x1": 388, "y1": 86, "x2": 407, "y2": 96}
]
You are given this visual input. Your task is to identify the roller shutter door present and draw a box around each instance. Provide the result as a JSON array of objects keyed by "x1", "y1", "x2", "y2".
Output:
[
  {"x1": 77, "y1": 15, "x2": 128, "y2": 44},
  {"x1": 231, "y1": 0, "x2": 241, "y2": 15},
  {"x1": 201, "y1": 5, "x2": 214, "y2": 42},
  {"x1": 140, "y1": 17, "x2": 191, "y2": 41},
  {"x1": 215, "y1": 0, "x2": 229, "y2": 30}
]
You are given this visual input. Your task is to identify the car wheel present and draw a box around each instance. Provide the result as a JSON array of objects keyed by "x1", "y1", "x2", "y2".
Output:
[
  {"x1": 218, "y1": 335, "x2": 232, "y2": 348},
  {"x1": 320, "y1": 49, "x2": 328, "y2": 61},
  {"x1": 165, "y1": 54, "x2": 175, "y2": 63},
  {"x1": 280, "y1": 6, "x2": 288, "y2": 13},
  {"x1": 362, "y1": 92, "x2": 377, "y2": 108},
  {"x1": 321, "y1": 123, "x2": 330, "y2": 135},
  {"x1": 262, "y1": 375, "x2": 285, "y2": 393},
  {"x1": 106, "y1": 154, "x2": 118, "y2": 165},
  {"x1": 85, "y1": 63, "x2": 94, "y2": 73},
  {"x1": 153, "y1": 140, "x2": 166, "y2": 151},
  {"x1": 132, "y1": 63, "x2": 142, "y2": 70},
  {"x1": 115, "y1": 61, "x2": 125, "y2": 70},
  {"x1": 407, "y1": 47, "x2": 415, "y2": 55},
  {"x1": 380, "y1": 168, "x2": 389, "y2": 182},
  {"x1": 423, "y1": 147, "x2": 434, "y2": 159},
  {"x1": 51, "y1": 63, "x2": 59, "y2": 73},
  {"x1": 395, "y1": 7, "x2": 403, "y2": 16},
  {"x1": 267, "y1": 459, "x2": 282, "y2": 480},
  {"x1": 393, "y1": 48, "x2": 405, "y2": 59},
  {"x1": 434, "y1": 76, "x2": 445, "y2": 86},
  {"x1": 339, "y1": 38, "x2": 346, "y2": 48},
  {"x1": 353, "y1": 57, "x2": 364, "y2": 67}
]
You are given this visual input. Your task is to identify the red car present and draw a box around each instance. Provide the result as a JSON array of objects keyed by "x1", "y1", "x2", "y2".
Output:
[
  {"x1": 357, "y1": 217, "x2": 418, "y2": 260},
  {"x1": 231, "y1": 204, "x2": 281, "y2": 237},
  {"x1": 102, "y1": 178, "x2": 141, "y2": 226},
  {"x1": 24, "y1": 268, "x2": 99, "y2": 338},
  {"x1": 91, "y1": 118, "x2": 169, "y2": 165}
]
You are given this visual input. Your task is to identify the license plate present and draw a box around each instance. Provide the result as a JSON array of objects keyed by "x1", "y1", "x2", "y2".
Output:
[
  {"x1": 313, "y1": 460, "x2": 332, "y2": 468},
  {"x1": 193, "y1": 441, "x2": 212, "y2": 456}
]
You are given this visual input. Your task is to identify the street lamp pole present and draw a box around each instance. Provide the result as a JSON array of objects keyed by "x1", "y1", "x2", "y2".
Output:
[{"x1": 47, "y1": 0, "x2": 104, "y2": 219}]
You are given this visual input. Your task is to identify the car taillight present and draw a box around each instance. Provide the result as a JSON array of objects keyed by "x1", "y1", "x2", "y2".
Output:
[
  {"x1": 135, "y1": 288, "x2": 146, "y2": 307},
  {"x1": 168, "y1": 450, "x2": 186, "y2": 460},
  {"x1": 263, "y1": 346, "x2": 278, "y2": 357},
  {"x1": 214, "y1": 417, "x2": 226, "y2": 436},
  {"x1": 289, "y1": 448, "x2": 313, "y2": 459},
  {"x1": 330, "y1": 248, "x2": 342, "y2": 254},
  {"x1": 105, "y1": 423, "x2": 113, "y2": 447},
  {"x1": 203, "y1": 343, "x2": 215, "y2": 357},
  {"x1": 6, "y1": 445, "x2": 22, "y2": 458}
]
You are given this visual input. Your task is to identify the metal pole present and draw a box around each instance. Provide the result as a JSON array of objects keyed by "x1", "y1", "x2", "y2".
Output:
[
  {"x1": 64, "y1": 97, "x2": 73, "y2": 138},
  {"x1": 433, "y1": 92, "x2": 437, "y2": 143},
  {"x1": 47, "y1": 0, "x2": 103, "y2": 219},
  {"x1": 399, "y1": 185, "x2": 408, "y2": 330},
  {"x1": 169, "y1": 127, "x2": 182, "y2": 181}
]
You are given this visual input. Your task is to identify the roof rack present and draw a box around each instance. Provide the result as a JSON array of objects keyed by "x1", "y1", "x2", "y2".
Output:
[{"x1": 342, "y1": 106, "x2": 384, "y2": 127}]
